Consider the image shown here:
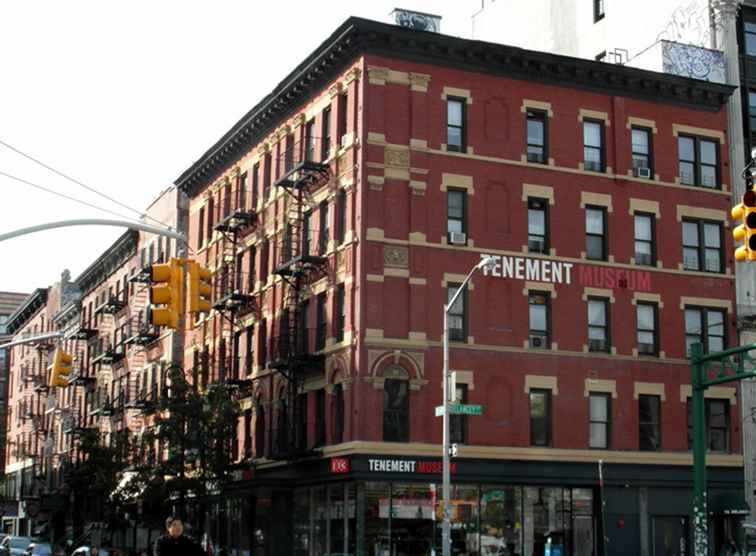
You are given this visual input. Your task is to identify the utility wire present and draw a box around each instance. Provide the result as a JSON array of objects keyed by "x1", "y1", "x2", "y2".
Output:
[
  {"x1": 0, "y1": 169, "x2": 144, "y2": 222},
  {"x1": 0, "y1": 138, "x2": 172, "y2": 230}
]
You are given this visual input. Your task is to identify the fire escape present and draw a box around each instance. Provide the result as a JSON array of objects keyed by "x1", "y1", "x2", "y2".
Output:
[
  {"x1": 212, "y1": 170, "x2": 259, "y2": 389},
  {"x1": 270, "y1": 138, "x2": 330, "y2": 460}
]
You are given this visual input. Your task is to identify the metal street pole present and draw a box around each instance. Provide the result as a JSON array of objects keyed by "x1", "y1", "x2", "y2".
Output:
[
  {"x1": 442, "y1": 255, "x2": 495, "y2": 556},
  {"x1": 691, "y1": 343, "x2": 708, "y2": 556}
]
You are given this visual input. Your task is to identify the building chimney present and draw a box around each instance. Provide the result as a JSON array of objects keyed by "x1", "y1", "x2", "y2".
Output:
[{"x1": 390, "y1": 8, "x2": 441, "y2": 33}]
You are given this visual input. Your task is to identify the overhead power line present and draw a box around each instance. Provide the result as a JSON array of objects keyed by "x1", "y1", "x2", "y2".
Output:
[
  {"x1": 0, "y1": 169, "x2": 143, "y2": 222},
  {"x1": 0, "y1": 138, "x2": 172, "y2": 230}
]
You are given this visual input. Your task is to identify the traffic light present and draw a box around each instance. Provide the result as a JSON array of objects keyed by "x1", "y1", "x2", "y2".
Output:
[
  {"x1": 149, "y1": 258, "x2": 184, "y2": 329},
  {"x1": 732, "y1": 189, "x2": 756, "y2": 262},
  {"x1": 48, "y1": 348, "x2": 73, "y2": 388},
  {"x1": 187, "y1": 260, "x2": 212, "y2": 314}
]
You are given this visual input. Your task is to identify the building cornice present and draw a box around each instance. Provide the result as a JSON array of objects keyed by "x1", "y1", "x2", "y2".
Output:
[
  {"x1": 175, "y1": 16, "x2": 735, "y2": 196},
  {"x1": 74, "y1": 230, "x2": 138, "y2": 296},
  {"x1": 5, "y1": 289, "x2": 48, "y2": 335}
]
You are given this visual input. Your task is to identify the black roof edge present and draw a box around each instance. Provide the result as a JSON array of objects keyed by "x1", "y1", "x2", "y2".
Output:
[
  {"x1": 6, "y1": 288, "x2": 49, "y2": 335},
  {"x1": 175, "y1": 16, "x2": 736, "y2": 196},
  {"x1": 74, "y1": 229, "x2": 139, "y2": 296}
]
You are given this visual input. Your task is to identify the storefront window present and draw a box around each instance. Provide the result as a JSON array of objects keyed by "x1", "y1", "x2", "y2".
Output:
[
  {"x1": 524, "y1": 487, "x2": 572, "y2": 556},
  {"x1": 252, "y1": 490, "x2": 271, "y2": 556},
  {"x1": 330, "y1": 484, "x2": 346, "y2": 553},
  {"x1": 434, "y1": 484, "x2": 480, "y2": 555},
  {"x1": 347, "y1": 483, "x2": 357, "y2": 554},
  {"x1": 364, "y1": 482, "x2": 390, "y2": 555},
  {"x1": 391, "y1": 483, "x2": 434, "y2": 555},
  {"x1": 572, "y1": 489, "x2": 594, "y2": 556},
  {"x1": 313, "y1": 486, "x2": 327, "y2": 555},
  {"x1": 481, "y1": 485, "x2": 522, "y2": 556},
  {"x1": 293, "y1": 488, "x2": 310, "y2": 555}
]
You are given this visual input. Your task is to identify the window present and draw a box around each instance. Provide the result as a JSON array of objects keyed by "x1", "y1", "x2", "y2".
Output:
[
  {"x1": 639, "y1": 394, "x2": 661, "y2": 451},
  {"x1": 594, "y1": 0, "x2": 605, "y2": 22},
  {"x1": 243, "y1": 409, "x2": 252, "y2": 458},
  {"x1": 447, "y1": 283, "x2": 467, "y2": 342},
  {"x1": 749, "y1": 91, "x2": 756, "y2": 142},
  {"x1": 585, "y1": 206, "x2": 607, "y2": 261},
  {"x1": 526, "y1": 110, "x2": 547, "y2": 163},
  {"x1": 305, "y1": 119, "x2": 316, "y2": 162},
  {"x1": 263, "y1": 152, "x2": 272, "y2": 200},
  {"x1": 450, "y1": 384, "x2": 468, "y2": 444},
  {"x1": 529, "y1": 292, "x2": 550, "y2": 349},
  {"x1": 682, "y1": 219, "x2": 722, "y2": 273},
  {"x1": 315, "y1": 389, "x2": 326, "y2": 448},
  {"x1": 636, "y1": 303, "x2": 658, "y2": 356},
  {"x1": 338, "y1": 92, "x2": 348, "y2": 147},
  {"x1": 631, "y1": 127, "x2": 653, "y2": 174},
  {"x1": 746, "y1": 22, "x2": 756, "y2": 56},
  {"x1": 235, "y1": 252, "x2": 244, "y2": 291},
  {"x1": 447, "y1": 189, "x2": 467, "y2": 243},
  {"x1": 303, "y1": 211, "x2": 312, "y2": 257},
  {"x1": 336, "y1": 189, "x2": 347, "y2": 245},
  {"x1": 589, "y1": 393, "x2": 610, "y2": 448},
  {"x1": 247, "y1": 246, "x2": 256, "y2": 291},
  {"x1": 335, "y1": 284, "x2": 346, "y2": 343},
  {"x1": 529, "y1": 389, "x2": 551, "y2": 446},
  {"x1": 252, "y1": 162, "x2": 260, "y2": 208},
  {"x1": 587, "y1": 298, "x2": 609, "y2": 352},
  {"x1": 687, "y1": 398, "x2": 730, "y2": 452},
  {"x1": 527, "y1": 198, "x2": 548, "y2": 254},
  {"x1": 446, "y1": 97, "x2": 466, "y2": 152},
  {"x1": 321, "y1": 106, "x2": 332, "y2": 160},
  {"x1": 238, "y1": 172, "x2": 247, "y2": 210},
  {"x1": 333, "y1": 383, "x2": 344, "y2": 444},
  {"x1": 318, "y1": 201, "x2": 329, "y2": 255},
  {"x1": 259, "y1": 319, "x2": 267, "y2": 369},
  {"x1": 583, "y1": 120, "x2": 604, "y2": 172},
  {"x1": 685, "y1": 307, "x2": 726, "y2": 355},
  {"x1": 383, "y1": 378, "x2": 409, "y2": 442},
  {"x1": 260, "y1": 239, "x2": 269, "y2": 284},
  {"x1": 245, "y1": 324, "x2": 254, "y2": 375},
  {"x1": 634, "y1": 213, "x2": 655, "y2": 266},
  {"x1": 206, "y1": 198, "x2": 215, "y2": 244},
  {"x1": 284, "y1": 134, "x2": 294, "y2": 174},
  {"x1": 678, "y1": 135, "x2": 718, "y2": 188},
  {"x1": 315, "y1": 293, "x2": 327, "y2": 351},
  {"x1": 197, "y1": 208, "x2": 205, "y2": 250}
]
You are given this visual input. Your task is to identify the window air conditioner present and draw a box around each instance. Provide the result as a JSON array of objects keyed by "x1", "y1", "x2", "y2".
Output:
[
  {"x1": 449, "y1": 231, "x2": 467, "y2": 245},
  {"x1": 588, "y1": 339, "x2": 608, "y2": 352},
  {"x1": 634, "y1": 167, "x2": 652, "y2": 179},
  {"x1": 638, "y1": 342, "x2": 655, "y2": 355},
  {"x1": 530, "y1": 334, "x2": 548, "y2": 348}
]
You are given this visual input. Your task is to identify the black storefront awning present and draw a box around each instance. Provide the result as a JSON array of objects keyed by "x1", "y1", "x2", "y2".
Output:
[{"x1": 710, "y1": 492, "x2": 750, "y2": 516}]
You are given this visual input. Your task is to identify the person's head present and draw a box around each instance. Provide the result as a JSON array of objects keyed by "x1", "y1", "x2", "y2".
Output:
[
  {"x1": 90, "y1": 548, "x2": 99, "y2": 556},
  {"x1": 165, "y1": 516, "x2": 184, "y2": 538}
]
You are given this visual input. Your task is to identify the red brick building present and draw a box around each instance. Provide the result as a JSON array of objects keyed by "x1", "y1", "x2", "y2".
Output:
[{"x1": 174, "y1": 14, "x2": 739, "y2": 556}]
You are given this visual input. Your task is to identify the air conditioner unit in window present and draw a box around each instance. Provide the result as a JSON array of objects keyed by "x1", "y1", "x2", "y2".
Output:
[
  {"x1": 638, "y1": 342, "x2": 656, "y2": 355},
  {"x1": 588, "y1": 339, "x2": 608, "y2": 352},
  {"x1": 529, "y1": 334, "x2": 548, "y2": 348},
  {"x1": 633, "y1": 167, "x2": 652, "y2": 179},
  {"x1": 449, "y1": 231, "x2": 467, "y2": 245}
]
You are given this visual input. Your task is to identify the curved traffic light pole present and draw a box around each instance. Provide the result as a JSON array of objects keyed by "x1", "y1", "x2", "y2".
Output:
[
  {"x1": 0, "y1": 331, "x2": 63, "y2": 351},
  {"x1": 0, "y1": 219, "x2": 186, "y2": 245}
]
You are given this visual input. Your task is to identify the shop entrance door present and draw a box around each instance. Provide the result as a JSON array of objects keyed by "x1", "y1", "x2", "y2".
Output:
[{"x1": 652, "y1": 516, "x2": 688, "y2": 556}]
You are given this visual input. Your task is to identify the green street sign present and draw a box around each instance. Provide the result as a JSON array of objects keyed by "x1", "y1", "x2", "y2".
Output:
[{"x1": 434, "y1": 404, "x2": 483, "y2": 417}]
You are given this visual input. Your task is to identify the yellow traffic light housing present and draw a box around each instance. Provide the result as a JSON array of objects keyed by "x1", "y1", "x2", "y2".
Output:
[
  {"x1": 187, "y1": 260, "x2": 212, "y2": 314},
  {"x1": 48, "y1": 348, "x2": 73, "y2": 388},
  {"x1": 733, "y1": 190, "x2": 756, "y2": 262},
  {"x1": 149, "y1": 258, "x2": 184, "y2": 329}
]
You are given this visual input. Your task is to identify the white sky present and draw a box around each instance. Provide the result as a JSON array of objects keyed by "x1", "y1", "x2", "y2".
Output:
[{"x1": 0, "y1": 0, "x2": 475, "y2": 294}]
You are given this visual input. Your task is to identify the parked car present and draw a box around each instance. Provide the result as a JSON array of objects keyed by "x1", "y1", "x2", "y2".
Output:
[
  {"x1": 0, "y1": 537, "x2": 34, "y2": 556},
  {"x1": 24, "y1": 544, "x2": 52, "y2": 556}
]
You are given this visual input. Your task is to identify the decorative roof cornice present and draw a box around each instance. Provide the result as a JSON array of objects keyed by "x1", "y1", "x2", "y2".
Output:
[
  {"x1": 175, "y1": 16, "x2": 735, "y2": 196},
  {"x1": 6, "y1": 288, "x2": 48, "y2": 335},
  {"x1": 75, "y1": 230, "x2": 138, "y2": 296}
]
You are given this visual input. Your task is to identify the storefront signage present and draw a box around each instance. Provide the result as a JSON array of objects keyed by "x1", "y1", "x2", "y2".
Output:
[
  {"x1": 367, "y1": 458, "x2": 456, "y2": 474},
  {"x1": 331, "y1": 457, "x2": 350, "y2": 474},
  {"x1": 480, "y1": 254, "x2": 652, "y2": 292}
]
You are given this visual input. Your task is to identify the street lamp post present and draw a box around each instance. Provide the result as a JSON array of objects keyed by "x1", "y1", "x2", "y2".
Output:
[{"x1": 442, "y1": 255, "x2": 495, "y2": 556}]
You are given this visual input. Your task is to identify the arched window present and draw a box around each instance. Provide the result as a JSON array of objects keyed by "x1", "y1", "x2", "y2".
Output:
[
  {"x1": 333, "y1": 383, "x2": 344, "y2": 444},
  {"x1": 383, "y1": 367, "x2": 410, "y2": 442},
  {"x1": 243, "y1": 409, "x2": 252, "y2": 458},
  {"x1": 276, "y1": 390, "x2": 288, "y2": 456},
  {"x1": 254, "y1": 400, "x2": 266, "y2": 459}
]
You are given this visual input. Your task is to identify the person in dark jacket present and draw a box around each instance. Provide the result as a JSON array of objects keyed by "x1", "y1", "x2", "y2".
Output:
[{"x1": 153, "y1": 516, "x2": 203, "y2": 556}]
